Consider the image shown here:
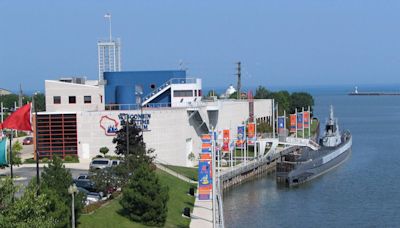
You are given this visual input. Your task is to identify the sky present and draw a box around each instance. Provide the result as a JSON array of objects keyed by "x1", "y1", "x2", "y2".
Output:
[{"x1": 1, "y1": 0, "x2": 400, "y2": 93}]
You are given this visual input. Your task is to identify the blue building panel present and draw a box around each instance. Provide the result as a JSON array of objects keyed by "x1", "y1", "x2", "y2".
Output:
[{"x1": 104, "y1": 70, "x2": 186, "y2": 105}]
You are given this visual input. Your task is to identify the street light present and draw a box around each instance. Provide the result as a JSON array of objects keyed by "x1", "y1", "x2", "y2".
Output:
[
  {"x1": 33, "y1": 91, "x2": 40, "y2": 191},
  {"x1": 68, "y1": 183, "x2": 78, "y2": 228}
]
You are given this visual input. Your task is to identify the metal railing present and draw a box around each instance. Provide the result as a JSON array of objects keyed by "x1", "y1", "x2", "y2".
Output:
[{"x1": 142, "y1": 78, "x2": 197, "y2": 102}]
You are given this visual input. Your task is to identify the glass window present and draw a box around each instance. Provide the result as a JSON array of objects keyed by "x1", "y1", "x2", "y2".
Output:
[
  {"x1": 173, "y1": 90, "x2": 193, "y2": 97},
  {"x1": 69, "y1": 96, "x2": 76, "y2": 104},
  {"x1": 53, "y1": 96, "x2": 61, "y2": 104},
  {"x1": 84, "y1": 96, "x2": 91, "y2": 104}
]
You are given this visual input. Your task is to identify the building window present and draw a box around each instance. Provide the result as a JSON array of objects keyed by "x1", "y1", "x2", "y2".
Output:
[
  {"x1": 84, "y1": 96, "x2": 91, "y2": 104},
  {"x1": 69, "y1": 96, "x2": 76, "y2": 104},
  {"x1": 198, "y1": 90, "x2": 202, "y2": 97},
  {"x1": 173, "y1": 90, "x2": 193, "y2": 97},
  {"x1": 100, "y1": 95, "x2": 103, "y2": 104},
  {"x1": 53, "y1": 96, "x2": 61, "y2": 104}
]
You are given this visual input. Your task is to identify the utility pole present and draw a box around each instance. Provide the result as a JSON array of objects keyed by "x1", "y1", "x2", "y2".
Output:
[
  {"x1": 33, "y1": 92, "x2": 40, "y2": 191},
  {"x1": 18, "y1": 84, "x2": 23, "y2": 108},
  {"x1": 236, "y1": 62, "x2": 241, "y2": 100}
]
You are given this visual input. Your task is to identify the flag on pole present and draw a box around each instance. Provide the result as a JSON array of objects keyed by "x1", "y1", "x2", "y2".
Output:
[
  {"x1": 278, "y1": 116, "x2": 285, "y2": 133},
  {"x1": 247, "y1": 122, "x2": 256, "y2": 145},
  {"x1": 222, "y1": 129, "x2": 230, "y2": 153},
  {"x1": 0, "y1": 138, "x2": 7, "y2": 165},
  {"x1": 0, "y1": 103, "x2": 32, "y2": 131},
  {"x1": 290, "y1": 114, "x2": 296, "y2": 133},
  {"x1": 297, "y1": 112, "x2": 303, "y2": 129},
  {"x1": 304, "y1": 111, "x2": 310, "y2": 128},
  {"x1": 236, "y1": 126, "x2": 245, "y2": 147}
]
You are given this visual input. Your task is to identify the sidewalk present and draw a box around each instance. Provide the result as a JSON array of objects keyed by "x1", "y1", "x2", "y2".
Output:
[{"x1": 190, "y1": 197, "x2": 213, "y2": 228}]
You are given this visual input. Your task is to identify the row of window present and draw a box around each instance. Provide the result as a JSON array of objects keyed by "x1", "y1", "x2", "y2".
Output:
[
  {"x1": 53, "y1": 96, "x2": 93, "y2": 104},
  {"x1": 173, "y1": 90, "x2": 202, "y2": 97}
]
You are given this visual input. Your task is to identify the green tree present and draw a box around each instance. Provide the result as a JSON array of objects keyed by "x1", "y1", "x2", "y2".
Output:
[
  {"x1": 112, "y1": 122, "x2": 154, "y2": 165},
  {"x1": 7, "y1": 140, "x2": 22, "y2": 167},
  {"x1": 206, "y1": 90, "x2": 219, "y2": 98},
  {"x1": 120, "y1": 164, "x2": 169, "y2": 226},
  {"x1": 40, "y1": 156, "x2": 84, "y2": 228},
  {"x1": 99, "y1": 146, "x2": 109, "y2": 157},
  {"x1": 0, "y1": 178, "x2": 56, "y2": 228},
  {"x1": 254, "y1": 86, "x2": 270, "y2": 99},
  {"x1": 290, "y1": 92, "x2": 314, "y2": 114},
  {"x1": 270, "y1": 91, "x2": 291, "y2": 115}
]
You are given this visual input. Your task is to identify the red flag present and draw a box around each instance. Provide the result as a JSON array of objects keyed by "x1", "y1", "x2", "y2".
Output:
[{"x1": 0, "y1": 103, "x2": 32, "y2": 131}]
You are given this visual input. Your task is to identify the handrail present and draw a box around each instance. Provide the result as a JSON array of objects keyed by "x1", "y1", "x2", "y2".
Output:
[{"x1": 142, "y1": 78, "x2": 198, "y2": 103}]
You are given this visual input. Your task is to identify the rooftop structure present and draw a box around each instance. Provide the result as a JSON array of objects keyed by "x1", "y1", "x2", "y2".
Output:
[{"x1": 98, "y1": 13, "x2": 121, "y2": 81}]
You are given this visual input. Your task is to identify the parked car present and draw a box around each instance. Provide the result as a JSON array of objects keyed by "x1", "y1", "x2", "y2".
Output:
[
  {"x1": 23, "y1": 136, "x2": 33, "y2": 145},
  {"x1": 89, "y1": 158, "x2": 112, "y2": 170},
  {"x1": 74, "y1": 179, "x2": 96, "y2": 192},
  {"x1": 85, "y1": 192, "x2": 105, "y2": 205}
]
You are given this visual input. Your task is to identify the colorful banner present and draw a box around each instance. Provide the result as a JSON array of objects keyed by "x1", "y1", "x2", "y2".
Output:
[
  {"x1": 247, "y1": 122, "x2": 256, "y2": 145},
  {"x1": 0, "y1": 138, "x2": 7, "y2": 166},
  {"x1": 297, "y1": 112, "x2": 303, "y2": 129},
  {"x1": 303, "y1": 111, "x2": 310, "y2": 128},
  {"x1": 278, "y1": 116, "x2": 285, "y2": 133},
  {"x1": 201, "y1": 134, "x2": 212, "y2": 153},
  {"x1": 198, "y1": 159, "x2": 212, "y2": 200},
  {"x1": 222, "y1": 129, "x2": 230, "y2": 152},
  {"x1": 236, "y1": 126, "x2": 245, "y2": 147},
  {"x1": 290, "y1": 114, "x2": 296, "y2": 133}
]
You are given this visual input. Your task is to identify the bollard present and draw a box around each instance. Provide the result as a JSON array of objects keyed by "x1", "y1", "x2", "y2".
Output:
[{"x1": 183, "y1": 207, "x2": 191, "y2": 217}]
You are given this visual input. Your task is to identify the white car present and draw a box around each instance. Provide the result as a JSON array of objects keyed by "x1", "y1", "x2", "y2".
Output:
[{"x1": 89, "y1": 158, "x2": 112, "y2": 170}]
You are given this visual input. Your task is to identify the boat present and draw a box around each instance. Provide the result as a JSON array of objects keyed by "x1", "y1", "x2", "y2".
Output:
[
  {"x1": 348, "y1": 86, "x2": 400, "y2": 96},
  {"x1": 276, "y1": 106, "x2": 352, "y2": 187}
]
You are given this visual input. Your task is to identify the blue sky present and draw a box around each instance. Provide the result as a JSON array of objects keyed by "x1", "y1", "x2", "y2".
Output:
[{"x1": 1, "y1": 0, "x2": 400, "y2": 92}]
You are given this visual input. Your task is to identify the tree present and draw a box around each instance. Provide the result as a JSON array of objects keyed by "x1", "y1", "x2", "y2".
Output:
[
  {"x1": 290, "y1": 92, "x2": 314, "y2": 114},
  {"x1": 7, "y1": 140, "x2": 22, "y2": 167},
  {"x1": 112, "y1": 122, "x2": 155, "y2": 166},
  {"x1": 270, "y1": 91, "x2": 291, "y2": 116},
  {"x1": 40, "y1": 156, "x2": 84, "y2": 228},
  {"x1": 120, "y1": 163, "x2": 169, "y2": 226},
  {"x1": 0, "y1": 178, "x2": 56, "y2": 228},
  {"x1": 99, "y1": 147, "x2": 109, "y2": 157},
  {"x1": 254, "y1": 86, "x2": 270, "y2": 99}
]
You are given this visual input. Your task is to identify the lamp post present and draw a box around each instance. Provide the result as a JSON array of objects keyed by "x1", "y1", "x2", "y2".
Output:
[{"x1": 68, "y1": 183, "x2": 78, "y2": 228}]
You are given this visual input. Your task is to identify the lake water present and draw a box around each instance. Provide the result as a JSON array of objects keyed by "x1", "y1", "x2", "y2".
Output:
[{"x1": 223, "y1": 91, "x2": 400, "y2": 227}]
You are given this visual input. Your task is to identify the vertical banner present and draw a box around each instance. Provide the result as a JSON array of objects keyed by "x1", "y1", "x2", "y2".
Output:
[
  {"x1": 297, "y1": 112, "x2": 303, "y2": 129},
  {"x1": 222, "y1": 129, "x2": 230, "y2": 152},
  {"x1": 303, "y1": 111, "x2": 310, "y2": 128},
  {"x1": 247, "y1": 122, "x2": 256, "y2": 145},
  {"x1": 201, "y1": 134, "x2": 212, "y2": 153},
  {"x1": 0, "y1": 138, "x2": 7, "y2": 165},
  {"x1": 198, "y1": 158, "x2": 212, "y2": 200},
  {"x1": 236, "y1": 126, "x2": 245, "y2": 147},
  {"x1": 198, "y1": 134, "x2": 213, "y2": 200},
  {"x1": 290, "y1": 114, "x2": 297, "y2": 133},
  {"x1": 278, "y1": 116, "x2": 285, "y2": 133}
]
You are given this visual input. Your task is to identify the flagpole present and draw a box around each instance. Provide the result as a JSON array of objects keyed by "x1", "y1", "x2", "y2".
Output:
[
  {"x1": 294, "y1": 108, "x2": 297, "y2": 138},
  {"x1": 9, "y1": 131, "x2": 13, "y2": 179},
  {"x1": 276, "y1": 102, "x2": 279, "y2": 138},
  {"x1": 272, "y1": 99, "x2": 275, "y2": 139},
  {"x1": 284, "y1": 110, "x2": 286, "y2": 136},
  {"x1": 308, "y1": 106, "x2": 311, "y2": 139},
  {"x1": 302, "y1": 107, "x2": 305, "y2": 138},
  {"x1": 1, "y1": 102, "x2": 3, "y2": 122},
  {"x1": 33, "y1": 93, "x2": 40, "y2": 191}
]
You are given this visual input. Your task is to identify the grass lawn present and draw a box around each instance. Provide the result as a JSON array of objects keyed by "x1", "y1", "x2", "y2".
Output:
[
  {"x1": 79, "y1": 169, "x2": 196, "y2": 228},
  {"x1": 296, "y1": 119, "x2": 319, "y2": 138},
  {"x1": 164, "y1": 165, "x2": 198, "y2": 181}
]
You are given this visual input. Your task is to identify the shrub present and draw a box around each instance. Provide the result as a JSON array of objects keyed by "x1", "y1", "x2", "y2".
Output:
[
  {"x1": 120, "y1": 164, "x2": 169, "y2": 226},
  {"x1": 41, "y1": 157, "x2": 49, "y2": 163}
]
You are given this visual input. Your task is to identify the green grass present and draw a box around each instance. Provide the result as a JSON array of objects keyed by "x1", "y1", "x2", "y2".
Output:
[
  {"x1": 296, "y1": 119, "x2": 319, "y2": 138},
  {"x1": 164, "y1": 165, "x2": 198, "y2": 181},
  {"x1": 79, "y1": 169, "x2": 196, "y2": 228}
]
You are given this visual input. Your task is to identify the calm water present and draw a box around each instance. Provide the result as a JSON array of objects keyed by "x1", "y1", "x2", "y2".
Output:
[{"x1": 223, "y1": 93, "x2": 400, "y2": 228}]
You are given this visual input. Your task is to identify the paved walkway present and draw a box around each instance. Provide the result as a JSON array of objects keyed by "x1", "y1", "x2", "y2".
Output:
[
  {"x1": 190, "y1": 198, "x2": 213, "y2": 228},
  {"x1": 154, "y1": 163, "x2": 213, "y2": 228}
]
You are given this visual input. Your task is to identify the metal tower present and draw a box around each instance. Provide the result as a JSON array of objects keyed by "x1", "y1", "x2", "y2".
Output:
[{"x1": 98, "y1": 13, "x2": 121, "y2": 81}]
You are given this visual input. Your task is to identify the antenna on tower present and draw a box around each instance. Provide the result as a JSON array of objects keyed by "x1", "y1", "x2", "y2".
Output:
[
  {"x1": 236, "y1": 62, "x2": 241, "y2": 99},
  {"x1": 104, "y1": 13, "x2": 112, "y2": 41}
]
